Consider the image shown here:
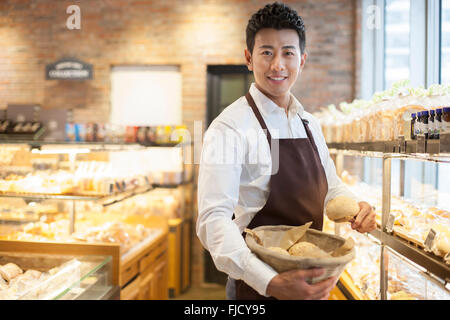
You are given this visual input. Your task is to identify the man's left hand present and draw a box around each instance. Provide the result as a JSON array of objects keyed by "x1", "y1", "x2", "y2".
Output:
[{"x1": 350, "y1": 201, "x2": 376, "y2": 233}]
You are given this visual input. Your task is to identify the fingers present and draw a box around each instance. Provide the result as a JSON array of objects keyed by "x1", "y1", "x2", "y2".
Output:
[
  {"x1": 292, "y1": 268, "x2": 325, "y2": 279},
  {"x1": 306, "y1": 277, "x2": 337, "y2": 300},
  {"x1": 356, "y1": 213, "x2": 377, "y2": 233},
  {"x1": 353, "y1": 202, "x2": 377, "y2": 233},
  {"x1": 307, "y1": 276, "x2": 337, "y2": 296},
  {"x1": 352, "y1": 202, "x2": 371, "y2": 229}
]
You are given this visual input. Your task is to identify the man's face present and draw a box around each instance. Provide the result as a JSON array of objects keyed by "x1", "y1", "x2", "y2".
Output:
[{"x1": 245, "y1": 28, "x2": 307, "y2": 102}]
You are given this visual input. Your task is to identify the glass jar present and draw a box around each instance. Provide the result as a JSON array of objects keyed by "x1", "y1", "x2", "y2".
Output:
[
  {"x1": 435, "y1": 109, "x2": 442, "y2": 139},
  {"x1": 442, "y1": 107, "x2": 450, "y2": 134},
  {"x1": 422, "y1": 110, "x2": 429, "y2": 139},
  {"x1": 416, "y1": 111, "x2": 423, "y2": 135},
  {"x1": 429, "y1": 110, "x2": 436, "y2": 139},
  {"x1": 411, "y1": 113, "x2": 417, "y2": 140}
]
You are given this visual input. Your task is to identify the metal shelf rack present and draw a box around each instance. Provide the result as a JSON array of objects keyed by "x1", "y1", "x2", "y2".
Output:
[{"x1": 330, "y1": 134, "x2": 450, "y2": 299}]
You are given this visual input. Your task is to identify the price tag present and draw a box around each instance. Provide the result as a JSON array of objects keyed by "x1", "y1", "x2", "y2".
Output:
[
  {"x1": 361, "y1": 282, "x2": 369, "y2": 294},
  {"x1": 108, "y1": 182, "x2": 114, "y2": 194},
  {"x1": 417, "y1": 135, "x2": 426, "y2": 153},
  {"x1": 444, "y1": 251, "x2": 450, "y2": 263},
  {"x1": 424, "y1": 228, "x2": 436, "y2": 252},
  {"x1": 386, "y1": 213, "x2": 395, "y2": 233}
]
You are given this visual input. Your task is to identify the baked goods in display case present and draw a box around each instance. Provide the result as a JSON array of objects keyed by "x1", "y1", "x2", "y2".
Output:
[
  {"x1": 313, "y1": 81, "x2": 449, "y2": 143},
  {"x1": 0, "y1": 143, "x2": 189, "y2": 197},
  {"x1": 341, "y1": 171, "x2": 450, "y2": 263},
  {"x1": 0, "y1": 199, "x2": 58, "y2": 223},
  {"x1": 0, "y1": 215, "x2": 162, "y2": 258},
  {"x1": 336, "y1": 223, "x2": 449, "y2": 300},
  {"x1": 338, "y1": 223, "x2": 381, "y2": 300},
  {"x1": 0, "y1": 259, "x2": 80, "y2": 299},
  {"x1": 0, "y1": 252, "x2": 113, "y2": 300},
  {"x1": 0, "y1": 163, "x2": 153, "y2": 197}
]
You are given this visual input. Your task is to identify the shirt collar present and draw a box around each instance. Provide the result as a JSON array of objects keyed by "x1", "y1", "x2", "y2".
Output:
[{"x1": 249, "y1": 83, "x2": 305, "y2": 118}]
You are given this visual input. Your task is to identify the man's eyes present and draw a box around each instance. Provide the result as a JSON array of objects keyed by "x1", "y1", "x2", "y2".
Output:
[{"x1": 260, "y1": 51, "x2": 295, "y2": 56}]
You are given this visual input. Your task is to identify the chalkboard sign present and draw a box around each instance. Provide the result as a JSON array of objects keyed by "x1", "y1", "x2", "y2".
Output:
[{"x1": 46, "y1": 58, "x2": 93, "y2": 80}]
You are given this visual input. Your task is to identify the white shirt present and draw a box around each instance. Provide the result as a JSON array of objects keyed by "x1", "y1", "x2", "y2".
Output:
[{"x1": 196, "y1": 83, "x2": 359, "y2": 297}]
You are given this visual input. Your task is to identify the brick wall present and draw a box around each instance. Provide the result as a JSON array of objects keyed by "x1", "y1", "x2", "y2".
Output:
[{"x1": 0, "y1": 0, "x2": 361, "y2": 289}]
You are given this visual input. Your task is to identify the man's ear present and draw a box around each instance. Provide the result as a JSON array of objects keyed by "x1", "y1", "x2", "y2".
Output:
[
  {"x1": 299, "y1": 52, "x2": 308, "y2": 71},
  {"x1": 244, "y1": 48, "x2": 253, "y2": 71}
]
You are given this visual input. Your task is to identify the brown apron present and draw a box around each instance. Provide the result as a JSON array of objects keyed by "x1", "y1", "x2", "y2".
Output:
[{"x1": 235, "y1": 92, "x2": 328, "y2": 300}]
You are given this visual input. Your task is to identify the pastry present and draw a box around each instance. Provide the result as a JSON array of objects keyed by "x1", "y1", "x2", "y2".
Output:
[
  {"x1": 288, "y1": 241, "x2": 330, "y2": 258},
  {"x1": 23, "y1": 269, "x2": 42, "y2": 280},
  {"x1": 0, "y1": 263, "x2": 23, "y2": 282},
  {"x1": 267, "y1": 247, "x2": 290, "y2": 256},
  {"x1": 390, "y1": 290, "x2": 417, "y2": 300},
  {"x1": 326, "y1": 196, "x2": 360, "y2": 223},
  {"x1": 0, "y1": 275, "x2": 7, "y2": 289}
]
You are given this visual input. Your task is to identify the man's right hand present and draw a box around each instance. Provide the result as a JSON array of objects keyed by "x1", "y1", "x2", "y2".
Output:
[{"x1": 266, "y1": 268, "x2": 338, "y2": 300}]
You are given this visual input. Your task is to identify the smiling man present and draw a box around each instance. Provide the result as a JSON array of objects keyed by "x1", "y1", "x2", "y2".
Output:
[{"x1": 197, "y1": 2, "x2": 376, "y2": 300}]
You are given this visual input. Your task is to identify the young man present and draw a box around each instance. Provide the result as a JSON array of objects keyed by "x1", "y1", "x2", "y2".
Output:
[{"x1": 197, "y1": 2, "x2": 376, "y2": 300}]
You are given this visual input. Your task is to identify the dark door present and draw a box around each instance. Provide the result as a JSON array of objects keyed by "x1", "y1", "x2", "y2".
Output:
[
  {"x1": 203, "y1": 65, "x2": 253, "y2": 285},
  {"x1": 206, "y1": 65, "x2": 254, "y2": 127}
]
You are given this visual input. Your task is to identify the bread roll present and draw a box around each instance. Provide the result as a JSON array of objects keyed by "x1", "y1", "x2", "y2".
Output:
[
  {"x1": 288, "y1": 241, "x2": 330, "y2": 258},
  {"x1": 0, "y1": 263, "x2": 23, "y2": 282},
  {"x1": 390, "y1": 290, "x2": 417, "y2": 300},
  {"x1": 267, "y1": 247, "x2": 289, "y2": 256},
  {"x1": 23, "y1": 269, "x2": 42, "y2": 280},
  {"x1": 0, "y1": 275, "x2": 7, "y2": 288},
  {"x1": 326, "y1": 196, "x2": 360, "y2": 223}
]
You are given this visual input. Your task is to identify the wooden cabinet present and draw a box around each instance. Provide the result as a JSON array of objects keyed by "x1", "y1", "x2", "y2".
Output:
[
  {"x1": 167, "y1": 218, "x2": 192, "y2": 298},
  {"x1": 121, "y1": 277, "x2": 140, "y2": 300},
  {"x1": 168, "y1": 218, "x2": 182, "y2": 298},
  {"x1": 138, "y1": 268, "x2": 154, "y2": 300},
  {"x1": 181, "y1": 218, "x2": 191, "y2": 292},
  {"x1": 120, "y1": 228, "x2": 169, "y2": 300},
  {"x1": 150, "y1": 258, "x2": 168, "y2": 299}
]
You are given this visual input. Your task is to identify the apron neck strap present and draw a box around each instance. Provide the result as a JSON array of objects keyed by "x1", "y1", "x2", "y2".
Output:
[
  {"x1": 245, "y1": 92, "x2": 272, "y2": 147},
  {"x1": 245, "y1": 92, "x2": 315, "y2": 150}
]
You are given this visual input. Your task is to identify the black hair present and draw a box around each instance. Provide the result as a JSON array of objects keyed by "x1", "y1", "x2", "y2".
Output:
[{"x1": 246, "y1": 2, "x2": 306, "y2": 54}]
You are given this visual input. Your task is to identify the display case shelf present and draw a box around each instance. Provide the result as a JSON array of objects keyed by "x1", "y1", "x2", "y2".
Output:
[
  {"x1": 0, "y1": 185, "x2": 155, "y2": 204},
  {"x1": 331, "y1": 146, "x2": 450, "y2": 299},
  {"x1": 0, "y1": 140, "x2": 191, "y2": 152},
  {"x1": 0, "y1": 182, "x2": 193, "y2": 203},
  {"x1": 153, "y1": 179, "x2": 194, "y2": 189},
  {"x1": 369, "y1": 229, "x2": 450, "y2": 283},
  {"x1": 327, "y1": 133, "x2": 450, "y2": 157}
]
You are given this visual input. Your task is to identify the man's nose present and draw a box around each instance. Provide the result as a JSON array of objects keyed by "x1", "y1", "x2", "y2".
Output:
[{"x1": 270, "y1": 53, "x2": 285, "y2": 72}]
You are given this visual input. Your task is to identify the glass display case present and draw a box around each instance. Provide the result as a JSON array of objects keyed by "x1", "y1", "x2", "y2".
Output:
[
  {"x1": 0, "y1": 141, "x2": 192, "y2": 235},
  {"x1": 328, "y1": 136, "x2": 450, "y2": 300},
  {"x1": 0, "y1": 240, "x2": 120, "y2": 300},
  {"x1": 0, "y1": 140, "x2": 193, "y2": 300}
]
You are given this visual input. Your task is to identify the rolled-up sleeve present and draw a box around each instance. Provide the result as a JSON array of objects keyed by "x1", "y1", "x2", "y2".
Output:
[{"x1": 196, "y1": 120, "x2": 278, "y2": 296}]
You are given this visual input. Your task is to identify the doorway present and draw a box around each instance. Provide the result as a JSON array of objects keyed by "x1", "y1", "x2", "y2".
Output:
[
  {"x1": 203, "y1": 65, "x2": 253, "y2": 285},
  {"x1": 206, "y1": 65, "x2": 254, "y2": 128}
]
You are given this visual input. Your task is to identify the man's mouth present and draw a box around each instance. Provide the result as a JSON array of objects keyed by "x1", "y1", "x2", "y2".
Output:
[{"x1": 267, "y1": 76, "x2": 288, "y2": 81}]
